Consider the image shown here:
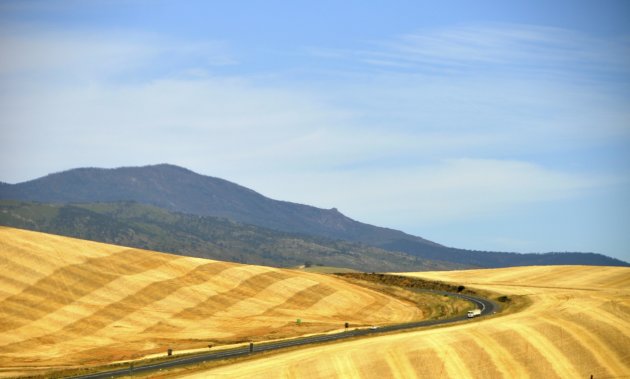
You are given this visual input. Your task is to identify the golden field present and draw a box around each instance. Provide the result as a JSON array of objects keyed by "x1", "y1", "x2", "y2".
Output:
[
  {"x1": 0, "y1": 227, "x2": 423, "y2": 377},
  {"x1": 184, "y1": 265, "x2": 630, "y2": 378}
]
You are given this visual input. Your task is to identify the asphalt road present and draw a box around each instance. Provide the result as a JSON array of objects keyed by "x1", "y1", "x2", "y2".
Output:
[{"x1": 68, "y1": 291, "x2": 496, "y2": 378}]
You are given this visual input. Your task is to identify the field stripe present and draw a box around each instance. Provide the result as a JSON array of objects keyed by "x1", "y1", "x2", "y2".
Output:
[
  {"x1": 569, "y1": 312, "x2": 630, "y2": 368},
  {"x1": 352, "y1": 295, "x2": 390, "y2": 320},
  {"x1": 404, "y1": 348, "x2": 443, "y2": 378},
  {"x1": 516, "y1": 324, "x2": 578, "y2": 378},
  {"x1": 0, "y1": 245, "x2": 98, "y2": 298},
  {"x1": 384, "y1": 348, "x2": 417, "y2": 379},
  {"x1": 491, "y1": 329, "x2": 559, "y2": 378},
  {"x1": 0, "y1": 255, "x2": 51, "y2": 288},
  {"x1": 0, "y1": 261, "x2": 233, "y2": 352},
  {"x1": 262, "y1": 283, "x2": 338, "y2": 316},
  {"x1": 591, "y1": 303, "x2": 630, "y2": 330},
  {"x1": 466, "y1": 330, "x2": 525, "y2": 378},
  {"x1": 134, "y1": 269, "x2": 295, "y2": 338},
  {"x1": 537, "y1": 315, "x2": 617, "y2": 377},
  {"x1": 0, "y1": 258, "x2": 218, "y2": 345},
  {"x1": 456, "y1": 338, "x2": 503, "y2": 378},
  {"x1": 171, "y1": 270, "x2": 294, "y2": 320},
  {"x1": 0, "y1": 249, "x2": 175, "y2": 332},
  {"x1": 332, "y1": 352, "x2": 362, "y2": 378},
  {"x1": 425, "y1": 335, "x2": 473, "y2": 379}
]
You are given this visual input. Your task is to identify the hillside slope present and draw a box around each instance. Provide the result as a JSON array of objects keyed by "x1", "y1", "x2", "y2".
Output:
[
  {"x1": 187, "y1": 266, "x2": 630, "y2": 378},
  {"x1": 0, "y1": 201, "x2": 463, "y2": 272},
  {"x1": 1, "y1": 164, "x2": 626, "y2": 268},
  {"x1": 0, "y1": 227, "x2": 423, "y2": 377}
]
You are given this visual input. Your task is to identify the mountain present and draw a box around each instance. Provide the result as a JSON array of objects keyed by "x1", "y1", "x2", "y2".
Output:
[
  {"x1": 0, "y1": 164, "x2": 436, "y2": 245},
  {"x1": 0, "y1": 164, "x2": 447, "y2": 250},
  {"x1": 1, "y1": 164, "x2": 627, "y2": 268},
  {"x1": 0, "y1": 200, "x2": 463, "y2": 272}
]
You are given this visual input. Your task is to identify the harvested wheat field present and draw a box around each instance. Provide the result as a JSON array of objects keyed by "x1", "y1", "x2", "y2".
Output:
[
  {"x1": 183, "y1": 265, "x2": 630, "y2": 378},
  {"x1": 0, "y1": 227, "x2": 423, "y2": 377}
]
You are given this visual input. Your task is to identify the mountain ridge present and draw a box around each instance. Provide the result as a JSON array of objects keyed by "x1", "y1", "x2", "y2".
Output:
[{"x1": 1, "y1": 164, "x2": 626, "y2": 268}]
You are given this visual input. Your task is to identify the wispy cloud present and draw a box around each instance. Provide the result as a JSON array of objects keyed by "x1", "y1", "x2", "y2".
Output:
[{"x1": 309, "y1": 23, "x2": 630, "y2": 79}]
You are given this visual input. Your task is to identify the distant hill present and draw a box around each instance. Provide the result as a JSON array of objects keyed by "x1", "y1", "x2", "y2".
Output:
[
  {"x1": 1, "y1": 164, "x2": 627, "y2": 268},
  {"x1": 0, "y1": 200, "x2": 462, "y2": 272}
]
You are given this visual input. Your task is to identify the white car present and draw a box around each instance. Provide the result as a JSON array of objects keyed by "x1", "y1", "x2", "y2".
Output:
[{"x1": 368, "y1": 326, "x2": 378, "y2": 330}]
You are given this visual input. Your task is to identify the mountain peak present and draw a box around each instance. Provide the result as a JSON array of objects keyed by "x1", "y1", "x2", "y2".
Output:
[{"x1": 142, "y1": 163, "x2": 193, "y2": 172}]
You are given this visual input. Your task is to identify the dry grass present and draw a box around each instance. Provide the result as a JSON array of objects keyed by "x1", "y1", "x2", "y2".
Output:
[
  {"x1": 292, "y1": 266, "x2": 360, "y2": 274},
  {"x1": 183, "y1": 265, "x2": 630, "y2": 378},
  {"x1": 334, "y1": 275, "x2": 474, "y2": 320},
  {"x1": 0, "y1": 227, "x2": 424, "y2": 378}
]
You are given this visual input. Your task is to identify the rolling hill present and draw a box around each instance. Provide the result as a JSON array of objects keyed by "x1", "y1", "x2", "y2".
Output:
[
  {"x1": 1, "y1": 164, "x2": 626, "y2": 268},
  {"x1": 185, "y1": 265, "x2": 630, "y2": 378},
  {"x1": 0, "y1": 227, "x2": 426, "y2": 378}
]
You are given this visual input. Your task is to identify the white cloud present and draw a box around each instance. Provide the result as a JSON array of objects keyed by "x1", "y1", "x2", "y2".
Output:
[
  {"x1": 0, "y1": 75, "x2": 350, "y2": 182},
  {"x1": 246, "y1": 158, "x2": 616, "y2": 228},
  {"x1": 0, "y1": 25, "x2": 235, "y2": 83}
]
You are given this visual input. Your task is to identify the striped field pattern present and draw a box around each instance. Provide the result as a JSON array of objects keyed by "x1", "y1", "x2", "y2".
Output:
[
  {"x1": 188, "y1": 266, "x2": 630, "y2": 378},
  {"x1": 0, "y1": 227, "x2": 422, "y2": 377}
]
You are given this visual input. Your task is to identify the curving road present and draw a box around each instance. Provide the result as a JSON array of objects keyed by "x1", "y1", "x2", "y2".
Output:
[{"x1": 68, "y1": 291, "x2": 496, "y2": 378}]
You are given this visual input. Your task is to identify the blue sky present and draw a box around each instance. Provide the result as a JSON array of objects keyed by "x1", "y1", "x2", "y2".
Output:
[{"x1": 1, "y1": 0, "x2": 629, "y2": 261}]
